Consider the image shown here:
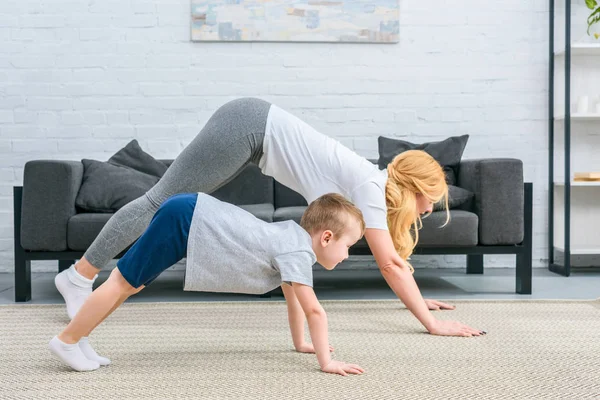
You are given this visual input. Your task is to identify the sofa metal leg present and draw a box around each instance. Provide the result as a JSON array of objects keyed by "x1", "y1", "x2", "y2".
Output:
[
  {"x1": 516, "y1": 252, "x2": 532, "y2": 294},
  {"x1": 58, "y1": 260, "x2": 74, "y2": 273},
  {"x1": 14, "y1": 186, "x2": 32, "y2": 302},
  {"x1": 15, "y1": 258, "x2": 31, "y2": 302},
  {"x1": 516, "y1": 182, "x2": 533, "y2": 294},
  {"x1": 466, "y1": 254, "x2": 484, "y2": 274}
]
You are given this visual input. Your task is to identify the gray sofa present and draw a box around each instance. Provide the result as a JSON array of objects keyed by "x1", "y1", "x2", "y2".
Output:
[{"x1": 13, "y1": 158, "x2": 532, "y2": 302}]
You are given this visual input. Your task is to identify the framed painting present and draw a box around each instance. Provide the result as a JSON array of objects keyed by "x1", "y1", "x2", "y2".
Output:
[{"x1": 191, "y1": 1, "x2": 399, "y2": 43}]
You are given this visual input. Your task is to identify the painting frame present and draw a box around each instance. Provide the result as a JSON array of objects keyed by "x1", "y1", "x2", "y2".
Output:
[{"x1": 190, "y1": 1, "x2": 399, "y2": 44}]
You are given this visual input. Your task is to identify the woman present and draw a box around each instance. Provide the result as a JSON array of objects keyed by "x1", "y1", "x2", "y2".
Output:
[{"x1": 56, "y1": 98, "x2": 482, "y2": 337}]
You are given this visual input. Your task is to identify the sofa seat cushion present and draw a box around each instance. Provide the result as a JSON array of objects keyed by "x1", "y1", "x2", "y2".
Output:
[
  {"x1": 273, "y1": 206, "x2": 306, "y2": 224},
  {"x1": 238, "y1": 203, "x2": 274, "y2": 222},
  {"x1": 273, "y1": 208, "x2": 477, "y2": 250},
  {"x1": 68, "y1": 203, "x2": 275, "y2": 250},
  {"x1": 350, "y1": 211, "x2": 478, "y2": 253},
  {"x1": 68, "y1": 213, "x2": 114, "y2": 250},
  {"x1": 418, "y1": 210, "x2": 478, "y2": 246}
]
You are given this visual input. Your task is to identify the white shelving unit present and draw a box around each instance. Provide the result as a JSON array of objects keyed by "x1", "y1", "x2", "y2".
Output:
[
  {"x1": 549, "y1": 1, "x2": 600, "y2": 274},
  {"x1": 554, "y1": 114, "x2": 600, "y2": 121},
  {"x1": 554, "y1": 43, "x2": 600, "y2": 56},
  {"x1": 554, "y1": 181, "x2": 600, "y2": 186}
]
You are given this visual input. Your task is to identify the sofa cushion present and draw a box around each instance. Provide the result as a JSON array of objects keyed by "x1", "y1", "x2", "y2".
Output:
[
  {"x1": 68, "y1": 203, "x2": 275, "y2": 250},
  {"x1": 273, "y1": 206, "x2": 306, "y2": 224},
  {"x1": 75, "y1": 140, "x2": 169, "y2": 213},
  {"x1": 274, "y1": 182, "x2": 308, "y2": 208},
  {"x1": 418, "y1": 210, "x2": 478, "y2": 246},
  {"x1": 109, "y1": 139, "x2": 168, "y2": 178},
  {"x1": 238, "y1": 203, "x2": 274, "y2": 223},
  {"x1": 377, "y1": 135, "x2": 469, "y2": 186},
  {"x1": 75, "y1": 160, "x2": 159, "y2": 213},
  {"x1": 68, "y1": 213, "x2": 114, "y2": 250},
  {"x1": 210, "y1": 164, "x2": 274, "y2": 206},
  {"x1": 272, "y1": 208, "x2": 477, "y2": 247},
  {"x1": 433, "y1": 185, "x2": 474, "y2": 212}
]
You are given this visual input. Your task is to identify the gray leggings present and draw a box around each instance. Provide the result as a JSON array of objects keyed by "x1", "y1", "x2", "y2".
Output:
[{"x1": 84, "y1": 97, "x2": 271, "y2": 269}]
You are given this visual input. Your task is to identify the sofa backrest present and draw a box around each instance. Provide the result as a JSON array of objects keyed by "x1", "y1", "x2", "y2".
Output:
[
  {"x1": 274, "y1": 182, "x2": 307, "y2": 208},
  {"x1": 157, "y1": 159, "x2": 384, "y2": 208},
  {"x1": 210, "y1": 164, "x2": 274, "y2": 206},
  {"x1": 161, "y1": 160, "x2": 274, "y2": 206}
]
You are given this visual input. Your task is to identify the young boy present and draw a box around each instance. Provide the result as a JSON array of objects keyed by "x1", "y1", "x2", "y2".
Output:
[{"x1": 50, "y1": 192, "x2": 366, "y2": 376}]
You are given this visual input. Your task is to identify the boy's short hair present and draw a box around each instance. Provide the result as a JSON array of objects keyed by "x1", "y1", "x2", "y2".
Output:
[{"x1": 300, "y1": 193, "x2": 366, "y2": 237}]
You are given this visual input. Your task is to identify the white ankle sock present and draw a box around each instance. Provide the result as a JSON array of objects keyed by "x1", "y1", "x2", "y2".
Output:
[
  {"x1": 79, "y1": 337, "x2": 111, "y2": 366},
  {"x1": 49, "y1": 336, "x2": 100, "y2": 372},
  {"x1": 55, "y1": 265, "x2": 97, "y2": 320},
  {"x1": 67, "y1": 265, "x2": 97, "y2": 288}
]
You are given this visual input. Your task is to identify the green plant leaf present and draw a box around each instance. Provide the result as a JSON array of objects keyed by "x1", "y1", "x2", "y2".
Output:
[
  {"x1": 586, "y1": 0, "x2": 598, "y2": 10},
  {"x1": 588, "y1": 9, "x2": 600, "y2": 35},
  {"x1": 590, "y1": 6, "x2": 600, "y2": 21}
]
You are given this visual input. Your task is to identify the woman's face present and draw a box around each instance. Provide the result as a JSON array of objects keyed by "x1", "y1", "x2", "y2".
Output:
[{"x1": 415, "y1": 193, "x2": 433, "y2": 216}]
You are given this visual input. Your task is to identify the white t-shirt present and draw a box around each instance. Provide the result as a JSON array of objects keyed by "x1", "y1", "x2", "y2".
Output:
[{"x1": 258, "y1": 104, "x2": 389, "y2": 231}]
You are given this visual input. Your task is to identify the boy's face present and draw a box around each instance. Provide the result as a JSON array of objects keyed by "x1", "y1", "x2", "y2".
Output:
[{"x1": 313, "y1": 218, "x2": 363, "y2": 270}]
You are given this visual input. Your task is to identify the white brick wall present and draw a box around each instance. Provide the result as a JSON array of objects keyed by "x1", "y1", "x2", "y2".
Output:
[{"x1": 0, "y1": 0, "x2": 551, "y2": 273}]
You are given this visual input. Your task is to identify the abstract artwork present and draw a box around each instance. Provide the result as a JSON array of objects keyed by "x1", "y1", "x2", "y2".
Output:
[{"x1": 191, "y1": 1, "x2": 399, "y2": 43}]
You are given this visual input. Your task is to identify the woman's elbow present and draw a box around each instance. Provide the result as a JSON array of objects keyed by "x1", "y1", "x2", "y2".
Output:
[{"x1": 379, "y1": 261, "x2": 411, "y2": 276}]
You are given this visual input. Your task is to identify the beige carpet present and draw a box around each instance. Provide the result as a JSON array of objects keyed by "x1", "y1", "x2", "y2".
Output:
[{"x1": 1, "y1": 300, "x2": 600, "y2": 400}]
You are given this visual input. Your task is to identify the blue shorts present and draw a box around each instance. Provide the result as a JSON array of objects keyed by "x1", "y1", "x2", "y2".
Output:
[{"x1": 117, "y1": 193, "x2": 198, "y2": 288}]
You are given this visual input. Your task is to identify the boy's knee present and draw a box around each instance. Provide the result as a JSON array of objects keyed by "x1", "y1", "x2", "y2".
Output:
[
  {"x1": 109, "y1": 268, "x2": 139, "y2": 294},
  {"x1": 153, "y1": 195, "x2": 184, "y2": 222}
]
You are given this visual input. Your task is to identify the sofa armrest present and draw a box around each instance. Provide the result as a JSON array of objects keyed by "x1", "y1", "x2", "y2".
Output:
[
  {"x1": 458, "y1": 158, "x2": 524, "y2": 245},
  {"x1": 20, "y1": 161, "x2": 84, "y2": 251}
]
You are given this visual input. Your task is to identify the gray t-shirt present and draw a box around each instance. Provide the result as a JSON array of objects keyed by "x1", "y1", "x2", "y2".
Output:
[{"x1": 183, "y1": 193, "x2": 316, "y2": 295}]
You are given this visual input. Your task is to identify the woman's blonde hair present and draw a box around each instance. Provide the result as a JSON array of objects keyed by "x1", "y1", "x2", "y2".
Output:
[{"x1": 385, "y1": 150, "x2": 449, "y2": 270}]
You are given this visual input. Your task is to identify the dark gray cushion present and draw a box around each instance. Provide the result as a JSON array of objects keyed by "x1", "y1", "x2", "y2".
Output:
[
  {"x1": 433, "y1": 185, "x2": 474, "y2": 211},
  {"x1": 273, "y1": 206, "x2": 306, "y2": 224},
  {"x1": 458, "y1": 159, "x2": 524, "y2": 245},
  {"x1": 238, "y1": 203, "x2": 274, "y2": 223},
  {"x1": 68, "y1": 213, "x2": 113, "y2": 250},
  {"x1": 274, "y1": 182, "x2": 308, "y2": 208},
  {"x1": 377, "y1": 135, "x2": 469, "y2": 185},
  {"x1": 21, "y1": 161, "x2": 84, "y2": 251},
  {"x1": 75, "y1": 160, "x2": 159, "y2": 213},
  {"x1": 210, "y1": 164, "x2": 274, "y2": 206},
  {"x1": 67, "y1": 204, "x2": 275, "y2": 251},
  {"x1": 418, "y1": 210, "x2": 478, "y2": 246},
  {"x1": 345, "y1": 210, "x2": 479, "y2": 253},
  {"x1": 108, "y1": 139, "x2": 168, "y2": 178}
]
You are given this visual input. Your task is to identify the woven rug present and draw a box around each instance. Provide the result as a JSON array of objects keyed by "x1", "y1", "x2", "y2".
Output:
[{"x1": 1, "y1": 300, "x2": 599, "y2": 400}]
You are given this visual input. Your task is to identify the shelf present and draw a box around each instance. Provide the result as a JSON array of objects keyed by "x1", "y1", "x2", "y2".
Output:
[
  {"x1": 554, "y1": 43, "x2": 600, "y2": 57},
  {"x1": 554, "y1": 114, "x2": 600, "y2": 121},
  {"x1": 554, "y1": 246, "x2": 600, "y2": 255},
  {"x1": 554, "y1": 181, "x2": 600, "y2": 187}
]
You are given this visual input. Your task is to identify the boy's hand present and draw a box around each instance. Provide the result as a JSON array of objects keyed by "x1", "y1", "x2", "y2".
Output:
[
  {"x1": 428, "y1": 319, "x2": 486, "y2": 337},
  {"x1": 424, "y1": 299, "x2": 455, "y2": 311},
  {"x1": 321, "y1": 360, "x2": 364, "y2": 376},
  {"x1": 296, "y1": 343, "x2": 334, "y2": 354}
]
